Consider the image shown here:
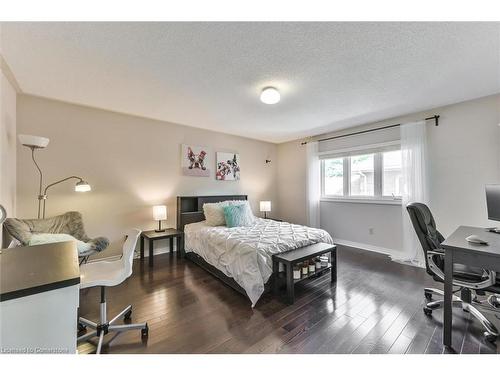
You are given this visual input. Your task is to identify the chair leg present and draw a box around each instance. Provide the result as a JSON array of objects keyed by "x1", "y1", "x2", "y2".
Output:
[
  {"x1": 78, "y1": 317, "x2": 98, "y2": 330},
  {"x1": 108, "y1": 322, "x2": 147, "y2": 332},
  {"x1": 78, "y1": 286, "x2": 148, "y2": 353},
  {"x1": 109, "y1": 305, "x2": 132, "y2": 325},
  {"x1": 422, "y1": 292, "x2": 499, "y2": 342},
  {"x1": 424, "y1": 287, "x2": 445, "y2": 298},
  {"x1": 426, "y1": 299, "x2": 463, "y2": 310},
  {"x1": 463, "y1": 302, "x2": 499, "y2": 337},
  {"x1": 77, "y1": 329, "x2": 98, "y2": 342},
  {"x1": 96, "y1": 331, "x2": 105, "y2": 354}
]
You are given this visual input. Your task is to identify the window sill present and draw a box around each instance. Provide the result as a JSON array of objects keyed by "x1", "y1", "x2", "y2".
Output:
[{"x1": 320, "y1": 197, "x2": 402, "y2": 206}]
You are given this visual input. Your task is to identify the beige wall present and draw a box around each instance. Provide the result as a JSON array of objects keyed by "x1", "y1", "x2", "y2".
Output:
[
  {"x1": 16, "y1": 95, "x2": 278, "y2": 256},
  {"x1": 276, "y1": 140, "x2": 307, "y2": 225},
  {"x1": 0, "y1": 68, "x2": 17, "y2": 241},
  {"x1": 14, "y1": 92, "x2": 500, "y2": 257},
  {"x1": 277, "y1": 94, "x2": 500, "y2": 254}
]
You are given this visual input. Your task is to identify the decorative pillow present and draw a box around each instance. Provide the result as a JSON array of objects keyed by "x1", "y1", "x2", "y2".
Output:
[
  {"x1": 226, "y1": 200, "x2": 256, "y2": 221},
  {"x1": 29, "y1": 233, "x2": 92, "y2": 256},
  {"x1": 203, "y1": 201, "x2": 230, "y2": 226},
  {"x1": 203, "y1": 200, "x2": 256, "y2": 226},
  {"x1": 223, "y1": 204, "x2": 255, "y2": 228}
]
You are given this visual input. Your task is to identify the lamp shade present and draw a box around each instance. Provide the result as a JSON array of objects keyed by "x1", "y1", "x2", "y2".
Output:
[
  {"x1": 153, "y1": 205, "x2": 167, "y2": 221},
  {"x1": 260, "y1": 201, "x2": 271, "y2": 212},
  {"x1": 18, "y1": 134, "x2": 50, "y2": 149},
  {"x1": 75, "y1": 180, "x2": 91, "y2": 192}
]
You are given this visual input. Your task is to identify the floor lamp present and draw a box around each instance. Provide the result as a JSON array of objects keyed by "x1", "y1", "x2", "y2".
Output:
[{"x1": 19, "y1": 134, "x2": 92, "y2": 219}]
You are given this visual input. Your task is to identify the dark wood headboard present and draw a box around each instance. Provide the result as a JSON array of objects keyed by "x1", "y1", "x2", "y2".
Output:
[{"x1": 177, "y1": 195, "x2": 248, "y2": 231}]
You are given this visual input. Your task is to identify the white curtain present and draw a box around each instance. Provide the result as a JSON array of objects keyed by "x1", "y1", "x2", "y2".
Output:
[
  {"x1": 306, "y1": 141, "x2": 321, "y2": 228},
  {"x1": 392, "y1": 120, "x2": 429, "y2": 267}
]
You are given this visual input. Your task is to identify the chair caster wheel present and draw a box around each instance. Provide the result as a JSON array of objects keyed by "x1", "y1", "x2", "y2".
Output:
[
  {"x1": 124, "y1": 310, "x2": 132, "y2": 321},
  {"x1": 423, "y1": 307, "x2": 433, "y2": 316},
  {"x1": 78, "y1": 322, "x2": 87, "y2": 333},
  {"x1": 424, "y1": 292, "x2": 432, "y2": 301},
  {"x1": 141, "y1": 324, "x2": 149, "y2": 337},
  {"x1": 487, "y1": 295, "x2": 500, "y2": 309},
  {"x1": 484, "y1": 332, "x2": 497, "y2": 343}
]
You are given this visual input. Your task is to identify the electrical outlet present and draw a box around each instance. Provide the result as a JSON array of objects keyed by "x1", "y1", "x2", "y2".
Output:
[{"x1": 368, "y1": 228, "x2": 374, "y2": 235}]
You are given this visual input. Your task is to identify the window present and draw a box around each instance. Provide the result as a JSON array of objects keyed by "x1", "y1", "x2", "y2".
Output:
[
  {"x1": 324, "y1": 157, "x2": 344, "y2": 196},
  {"x1": 382, "y1": 150, "x2": 402, "y2": 197},
  {"x1": 321, "y1": 147, "x2": 402, "y2": 203},
  {"x1": 350, "y1": 153, "x2": 374, "y2": 196}
]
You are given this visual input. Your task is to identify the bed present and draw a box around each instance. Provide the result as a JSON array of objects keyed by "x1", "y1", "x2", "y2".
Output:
[{"x1": 177, "y1": 195, "x2": 334, "y2": 307}]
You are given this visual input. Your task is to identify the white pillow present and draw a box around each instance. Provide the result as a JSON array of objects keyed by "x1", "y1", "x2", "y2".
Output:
[
  {"x1": 203, "y1": 202, "x2": 230, "y2": 226},
  {"x1": 203, "y1": 200, "x2": 255, "y2": 226}
]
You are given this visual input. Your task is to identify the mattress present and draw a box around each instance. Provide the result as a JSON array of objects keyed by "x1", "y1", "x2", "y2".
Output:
[{"x1": 184, "y1": 218, "x2": 334, "y2": 307}]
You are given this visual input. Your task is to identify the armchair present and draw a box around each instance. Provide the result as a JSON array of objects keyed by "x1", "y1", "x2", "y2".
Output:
[{"x1": 3, "y1": 211, "x2": 109, "y2": 262}]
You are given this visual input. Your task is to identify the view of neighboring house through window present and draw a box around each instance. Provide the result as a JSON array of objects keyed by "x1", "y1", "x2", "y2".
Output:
[
  {"x1": 382, "y1": 150, "x2": 402, "y2": 197},
  {"x1": 350, "y1": 153, "x2": 374, "y2": 196},
  {"x1": 321, "y1": 146, "x2": 402, "y2": 201},
  {"x1": 324, "y1": 157, "x2": 344, "y2": 196}
]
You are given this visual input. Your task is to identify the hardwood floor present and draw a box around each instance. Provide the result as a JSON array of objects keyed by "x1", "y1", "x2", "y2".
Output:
[{"x1": 77, "y1": 246, "x2": 500, "y2": 354}]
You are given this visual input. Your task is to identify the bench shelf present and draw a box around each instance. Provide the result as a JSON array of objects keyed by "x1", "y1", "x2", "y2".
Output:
[{"x1": 272, "y1": 243, "x2": 337, "y2": 304}]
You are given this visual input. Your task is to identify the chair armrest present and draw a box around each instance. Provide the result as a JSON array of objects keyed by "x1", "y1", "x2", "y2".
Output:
[
  {"x1": 427, "y1": 252, "x2": 497, "y2": 290},
  {"x1": 428, "y1": 250, "x2": 444, "y2": 256}
]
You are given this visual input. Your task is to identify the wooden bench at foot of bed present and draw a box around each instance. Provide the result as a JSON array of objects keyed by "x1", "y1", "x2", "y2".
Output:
[{"x1": 273, "y1": 242, "x2": 337, "y2": 304}]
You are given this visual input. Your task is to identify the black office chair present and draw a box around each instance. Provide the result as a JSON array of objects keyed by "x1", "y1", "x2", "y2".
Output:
[{"x1": 406, "y1": 202, "x2": 500, "y2": 342}]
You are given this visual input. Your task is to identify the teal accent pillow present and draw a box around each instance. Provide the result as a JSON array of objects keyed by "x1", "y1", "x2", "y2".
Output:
[
  {"x1": 223, "y1": 204, "x2": 255, "y2": 228},
  {"x1": 29, "y1": 233, "x2": 92, "y2": 256}
]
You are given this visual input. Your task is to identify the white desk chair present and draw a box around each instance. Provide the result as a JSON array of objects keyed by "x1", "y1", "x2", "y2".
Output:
[{"x1": 77, "y1": 228, "x2": 148, "y2": 354}]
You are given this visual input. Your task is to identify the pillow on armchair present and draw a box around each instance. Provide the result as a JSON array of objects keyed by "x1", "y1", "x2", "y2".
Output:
[
  {"x1": 3, "y1": 211, "x2": 109, "y2": 257},
  {"x1": 29, "y1": 233, "x2": 93, "y2": 255}
]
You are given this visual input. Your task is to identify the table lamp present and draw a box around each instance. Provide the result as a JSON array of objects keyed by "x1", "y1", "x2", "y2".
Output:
[
  {"x1": 260, "y1": 201, "x2": 271, "y2": 219},
  {"x1": 153, "y1": 205, "x2": 167, "y2": 232}
]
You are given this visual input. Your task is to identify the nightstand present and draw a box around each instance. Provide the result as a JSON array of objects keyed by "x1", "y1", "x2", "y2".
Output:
[{"x1": 140, "y1": 229, "x2": 184, "y2": 267}]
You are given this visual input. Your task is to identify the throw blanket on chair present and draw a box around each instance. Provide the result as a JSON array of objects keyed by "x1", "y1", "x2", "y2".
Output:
[{"x1": 3, "y1": 211, "x2": 109, "y2": 257}]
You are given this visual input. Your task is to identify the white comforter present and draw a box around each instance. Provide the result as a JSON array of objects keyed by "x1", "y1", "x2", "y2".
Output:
[{"x1": 184, "y1": 218, "x2": 334, "y2": 307}]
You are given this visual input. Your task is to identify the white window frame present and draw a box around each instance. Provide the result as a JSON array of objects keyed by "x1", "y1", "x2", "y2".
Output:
[{"x1": 320, "y1": 141, "x2": 402, "y2": 205}]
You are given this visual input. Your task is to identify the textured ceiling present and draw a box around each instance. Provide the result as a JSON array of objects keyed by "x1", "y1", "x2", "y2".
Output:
[{"x1": 2, "y1": 22, "x2": 499, "y2": 143}]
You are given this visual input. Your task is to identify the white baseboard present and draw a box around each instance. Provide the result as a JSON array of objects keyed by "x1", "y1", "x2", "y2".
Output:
[
  {"x1": 88, "y1": 246, "x2": 173, "y2": 263},
  {"x1": 135, "y1": 247, "x2": 173, "y2": 259},
  {"x1": 332, "y1": 238, "x2": 397, "y2": 256},
  {"x1": 93, "y1": 239, "x2": 395, "y2": 262}
]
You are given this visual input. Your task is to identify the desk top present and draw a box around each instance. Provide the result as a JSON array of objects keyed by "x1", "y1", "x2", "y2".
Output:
[
  {"x1": 141, "y1": 228, "x2": 182, "y2": 240},
  {"x1": 0, "y1": 241, "x2": 80, "y2": 302},
  {"x1": 442, "y1": 226, "x2": 500, "y2": 258}
]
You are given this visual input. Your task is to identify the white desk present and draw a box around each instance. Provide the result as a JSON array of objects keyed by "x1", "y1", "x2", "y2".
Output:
[
  {"x1": 441, "y1": 226, "x2": 500, "y2": 350},
  {"x1": 0, "y1": 242, "x2": 80, "y2": 354}
]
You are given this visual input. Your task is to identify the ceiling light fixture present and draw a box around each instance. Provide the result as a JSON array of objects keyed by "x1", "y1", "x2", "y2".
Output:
[{"x1": 260, "y1": 87, "x2": 280, "y2": 105}]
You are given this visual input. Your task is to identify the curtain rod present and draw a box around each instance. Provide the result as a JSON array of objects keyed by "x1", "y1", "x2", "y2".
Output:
[{"x1": 300, "y1": 115, "x2": 440, "y2": 145}]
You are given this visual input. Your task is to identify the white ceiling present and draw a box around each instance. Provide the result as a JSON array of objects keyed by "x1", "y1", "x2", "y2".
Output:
[{"x1": 2, "y1": 22, "x2": 499, "y2": 143}]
